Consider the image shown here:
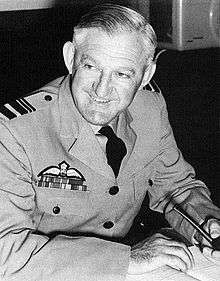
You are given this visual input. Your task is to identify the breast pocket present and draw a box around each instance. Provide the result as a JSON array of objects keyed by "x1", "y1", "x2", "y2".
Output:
[{"x1": 35, "y1": 186, "x2": 94, "y2": 218}]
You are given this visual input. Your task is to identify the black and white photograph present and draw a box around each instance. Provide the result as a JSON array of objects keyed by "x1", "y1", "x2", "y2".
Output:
[{"x1": 0, "y1": 1, "x2": 219, "y2": 280}]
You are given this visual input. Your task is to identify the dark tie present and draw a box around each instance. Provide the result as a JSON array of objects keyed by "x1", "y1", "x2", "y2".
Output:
[{"x1": 99, "y1": 126, "x2": 127, "y2": 177}]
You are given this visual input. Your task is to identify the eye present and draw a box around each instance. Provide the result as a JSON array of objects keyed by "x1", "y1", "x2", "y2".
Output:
[
  {"x1": 84, "y1": 63, "x2": 95, "y2": 70},
  {"x1": 116, "y1": 72, "x2": 131, "y2": 79}
]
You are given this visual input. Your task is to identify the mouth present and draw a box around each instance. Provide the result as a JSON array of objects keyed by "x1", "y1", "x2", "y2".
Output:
[{"x1": 88, "y1": 93, "x2": 112, "y2": 104}]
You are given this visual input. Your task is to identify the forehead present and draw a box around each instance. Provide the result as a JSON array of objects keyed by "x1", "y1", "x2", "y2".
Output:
[{"x1": 76, "y1": 29, "x2": 146, "y2": 66}]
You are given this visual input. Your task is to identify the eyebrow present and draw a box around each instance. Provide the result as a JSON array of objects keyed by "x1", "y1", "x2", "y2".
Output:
[{"x1": 120, "y1": 68, "x2": 136, "y2": 75}]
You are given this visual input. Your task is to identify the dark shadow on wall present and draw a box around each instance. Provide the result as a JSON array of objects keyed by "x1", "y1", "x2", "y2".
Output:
[
  {"x1": 154, "y1": 48, "x2": 220, "y2": 208},
  {"x1": 0, "y1": 4, "x2": 219, "y2": 213}
]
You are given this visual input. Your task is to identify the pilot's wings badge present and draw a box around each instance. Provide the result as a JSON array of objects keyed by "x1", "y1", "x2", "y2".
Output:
[{"x1": 37, "y1": 161, "x2": 87, "y2": 191}]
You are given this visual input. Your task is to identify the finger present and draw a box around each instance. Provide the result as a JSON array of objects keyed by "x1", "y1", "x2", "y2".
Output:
[
  {"x1": 162, "y1": 244, "x2": 194, "y2": 270},
  {"x1": 159, "y1": 253, "x2": 188, "y2": 272},
  {"x1": 177, "y1": 244, "x2": 194, "y2": 269},
  {"x1": 157, "y1": 240, "x2": 195, "y2": 268},
  {"x1": 176, "y1": 242, "x2": 195, "y2": 268}
]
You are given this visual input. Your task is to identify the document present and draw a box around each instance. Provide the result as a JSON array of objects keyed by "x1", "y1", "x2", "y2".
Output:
[
  {"x1": 187, "y1": 245, "x2": 220, "y2": 281},
  {"x1": 126, "y1": 246, "x2": 220, "y2": 281}
]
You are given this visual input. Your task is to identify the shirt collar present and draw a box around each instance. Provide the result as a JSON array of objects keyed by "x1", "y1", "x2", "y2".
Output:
[
  {"x1": 57, "y1": 75, "x2": 84, "y2": 138},
  {"x1": 90, "y1": 117, "x2": 118, "y2": 136}
]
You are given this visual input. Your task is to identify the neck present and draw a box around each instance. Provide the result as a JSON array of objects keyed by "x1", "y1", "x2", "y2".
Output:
[{"x1": 90, "y1": 117, "x2": 119, "y2": 135}]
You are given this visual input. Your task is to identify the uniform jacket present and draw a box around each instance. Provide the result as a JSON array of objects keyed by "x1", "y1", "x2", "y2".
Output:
[{"x1": 0, "y1": 75, "x2": 219, "y2": 281}]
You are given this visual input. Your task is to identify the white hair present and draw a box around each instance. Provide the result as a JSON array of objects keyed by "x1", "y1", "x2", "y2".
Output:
[{"x1": 72, "y1": 4, "x2": 157, "y2": 63}]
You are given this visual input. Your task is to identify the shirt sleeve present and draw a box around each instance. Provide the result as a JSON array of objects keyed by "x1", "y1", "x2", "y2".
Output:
[
  {"x1": 0, "y1": 120, "x2": 130, "y2": 281},
  {"x1": 147, "y1": 93, "x2": 220, "y2": 243}
]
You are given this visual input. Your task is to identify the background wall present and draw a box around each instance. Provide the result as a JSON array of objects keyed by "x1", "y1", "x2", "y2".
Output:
[
  {"x1": 0, "y1": 2, "x2": 219, "y2": 212},
  {"x1": 0, "y1": 0, "x2": 56, "y2": 11},
  {"x1": 0, "y1": 0, "x2": 141, "y2": 11}
]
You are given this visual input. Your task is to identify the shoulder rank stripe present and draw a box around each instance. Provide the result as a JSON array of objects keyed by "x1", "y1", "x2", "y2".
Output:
[
  {"x1": 9, "y1": 100, "x2": 28, "y2": 115},
  {"x1": 19, "y1": 98, "x2": 36, "y2": 112},
  {"x1": 0, "y1": 105, "x2": 17, "y2": 119},
  {"x1": 0, "y1": 97, "x2": 37, "y2": 120}
]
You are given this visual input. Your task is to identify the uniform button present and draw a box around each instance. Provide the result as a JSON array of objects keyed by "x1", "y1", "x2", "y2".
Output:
[
  {"x1": 148, "y1": 179, "x2": 153, "y2": 186},
  {"x1": 103, "y1": 221, "x2": 114, "y2": 229},
  {"x1": 53, "y1": 206, "x2": 60, "y2": 214},
  {"x1": 44, "y1": 95, "x2": 52, "y2": 101},
  {"x1": 109, "y1": 185, "x2": 119, "y2": 195}
]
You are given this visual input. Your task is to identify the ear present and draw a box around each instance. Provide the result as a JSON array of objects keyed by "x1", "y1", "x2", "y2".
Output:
[
  {"x1": 63, "y1": 41, "x2": 76, "y2": 74},
  {"x1": 139, "y1": 61, "x2": 156, "y2": 90}
]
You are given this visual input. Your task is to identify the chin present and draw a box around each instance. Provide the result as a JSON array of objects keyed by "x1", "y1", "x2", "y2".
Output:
[
  {"x1": 84, "y1": 110, "x2": 115, "y2": 126},
  {"x1": 88, "y1": 118, "x2": 111, "y2": 126}
]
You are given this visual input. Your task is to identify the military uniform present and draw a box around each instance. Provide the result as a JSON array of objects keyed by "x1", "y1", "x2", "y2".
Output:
[{"x1": 0, "y1": 75, "x2": 219, "y2": 281}]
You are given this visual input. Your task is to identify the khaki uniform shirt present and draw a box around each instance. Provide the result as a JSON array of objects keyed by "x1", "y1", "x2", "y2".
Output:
[{"x1": 0, "y1": 76, "x2": 219, "y2": 281}]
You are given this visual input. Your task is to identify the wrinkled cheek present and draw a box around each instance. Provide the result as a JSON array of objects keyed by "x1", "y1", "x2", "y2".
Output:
[
  {"x1": 119, "y1": 90, "x2": 137, "y2": 108},
  {"x1": 73, "y1": 70, "x2": 94, "y2": 89},
  {"x1": 82, "y1": 78, "x2": 94, "y2": 93}
]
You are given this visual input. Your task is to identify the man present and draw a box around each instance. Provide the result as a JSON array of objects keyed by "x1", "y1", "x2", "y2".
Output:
[{"x1": 0, "y1": 4, "x2": 219, "y2": 281}]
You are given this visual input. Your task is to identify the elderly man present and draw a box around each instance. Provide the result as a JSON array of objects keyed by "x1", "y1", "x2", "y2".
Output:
[{"x1": 0, "y1": 4, "x2": 219, "y2": 281}]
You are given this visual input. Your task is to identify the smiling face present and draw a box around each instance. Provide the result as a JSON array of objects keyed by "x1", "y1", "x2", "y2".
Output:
[{"x1": 65, "y1": 29, "x2": 151, "y2": 126}]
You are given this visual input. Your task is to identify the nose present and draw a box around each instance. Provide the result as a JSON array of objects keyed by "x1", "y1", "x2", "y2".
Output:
[{"x1": 93, "y1": 72, "x2": 112, "y2": 97}]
